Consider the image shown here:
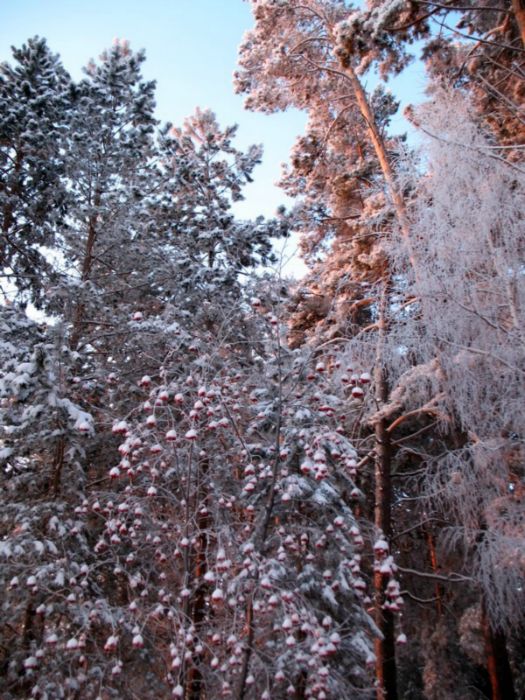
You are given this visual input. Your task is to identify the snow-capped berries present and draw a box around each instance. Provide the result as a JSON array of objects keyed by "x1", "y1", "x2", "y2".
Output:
[
  {"x1": 282, "y1": 617, "x2": 293, "y2": 630},
  {"x1": 24, "y1": 656, "x2": 38, "y2": 670},
  {"x1": 185, "y1": 428, "x2": 197, "y2": 440},
  {"x1": 132, "y1": 632, "x2": 144, "y2": 649},
  {"x1": 330, "y1": 632, "x2": 341, "y2": 646},
  {"x1": 300, "y1": 461, "x2": 311, "y2": 475},
  {"x1": 373, "y1": 538, "x2": 389, "y2": 555},
  {"x1": 396, "y1": 633, "x2": 407, "y2": 645},
  {"x1": 211, "y1": 588, "x2": 224, "y2": 605},
  {"x1": 139, "y1": 375, "x2": 152, "y2": 388},
  {"x1": 165, "y1": 429, "x2": 177, "y2": 441},
  {"x1": 112, "y1": 420, "x2": 128, "y2": 435},
  {"x1": 351, "y1": 386, "x2": 364, "y2": 399},
  {"x1": 104, "y1": 635, "x2": 118, "y2": 653},
  {"x1": 360, "y1": 371, "x2": 371, "y2": 384}
]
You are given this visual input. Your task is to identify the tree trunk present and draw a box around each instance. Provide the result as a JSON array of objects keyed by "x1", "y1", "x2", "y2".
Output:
[
  {"x1": 51, "y1": 435, "x2": 66, "y2": 496},
  {"x1": 340, "y1": 62, "x2": 412, "y2": 248},
  {"x1": 1, "y1": 145, "x2": 23, "y2": 267},
  {"x1": 512, "y1": 0, "x2": 525, "y2": 46},
  {"x1": 481, "y1": 603, "x2": 516, "y2": 700},
  {"x1": 373, "y1": 413, "x2": 398, "y2": 700},
  {"x1": 424, "y1": 529, "x2": 443, "y2": 616},
  {"x1": 186, "y1": 458, "x2": 211, "y2": 700},
  {"x1": 372, "y1": 281, "x2": 398, "y2": 700},
  {"x1": 70, "y1": 189, "x2": 101, "y2": 349}
]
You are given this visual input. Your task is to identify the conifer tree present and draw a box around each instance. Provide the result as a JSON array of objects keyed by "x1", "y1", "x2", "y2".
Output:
[
  {"x1": 0, "y1": 37, "x2": 71, "y2": 306},
  {"x1": 57, "y1": 39, "x2": 157, "y2": 350}
]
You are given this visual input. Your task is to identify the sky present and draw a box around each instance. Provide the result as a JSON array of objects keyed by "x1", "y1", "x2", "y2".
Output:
[{"x1": 0, "y1": 0, "x2": 428, "y2": 277}]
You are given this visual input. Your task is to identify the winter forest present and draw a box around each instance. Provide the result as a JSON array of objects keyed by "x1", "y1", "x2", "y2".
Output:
[{"x1": 0, "y1": 1, "x2": 524, "y2": 699}]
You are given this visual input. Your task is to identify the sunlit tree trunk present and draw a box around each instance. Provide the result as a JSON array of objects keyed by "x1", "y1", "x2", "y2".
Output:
[
  {"x1": 481, "y1": 602, "x2": 516, "y2": 700},
  {"x1": 372, "y1": 280, "x2": 398, "y2": 700},
  {"x1": 512, "y1": 0, "x2": 525, "y2": 46}
]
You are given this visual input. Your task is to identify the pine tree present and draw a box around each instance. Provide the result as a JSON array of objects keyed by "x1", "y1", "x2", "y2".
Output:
[
  {"x1": 235, "y1": 4, "x2": 420, "y2": 696},
  {"x1": 235, "y1": 2, "x2": 525, "y2": 698},
  {"x1": 56, "y1": 39, "x2": 157, "y2": 350},
  {"x1": 0, "y1": 37, "x2": 71, "y2": 307}
]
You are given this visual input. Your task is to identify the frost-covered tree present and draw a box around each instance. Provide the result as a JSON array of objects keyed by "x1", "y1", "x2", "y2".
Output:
[
  {"x1": 82, "y1": 294, "x2": 381, "y2": 700},
  {"x1": 0, "y1": 281, "x2": 384, "y2": 699},
  {"x1": 235, "y1": 4, "x2": 422, "y2": 695},
  {"x1": 0, "y1": 35, "x2": 383, "y2": 700},
  {"x1": 0, "y1": 306, "x2": 97, "y2": 697},
  {"x1": 0, "y1": 37, "x2": 71, "y2": 306},
  {"x1": 52, "y1": 39, "x2": 158, "y2": 350},
  {"x1": 150, "y1": 107, "x2": 287, "y2": 337},
  {"x1": 236, "y1": 3, "x2": 525, "y2": 698},
  {"x1": 391, "y1": 88, "x2": 524, "y2": 699}
]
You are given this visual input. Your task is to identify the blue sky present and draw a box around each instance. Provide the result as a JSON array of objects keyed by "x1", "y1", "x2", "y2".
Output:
[{"x1": 0, "y1": 1, "x2": 428, "y2": 275}]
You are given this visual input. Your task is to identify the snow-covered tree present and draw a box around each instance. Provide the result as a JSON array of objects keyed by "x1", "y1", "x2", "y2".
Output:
[
  {"x1": 0, "y1": 37, "x2": 71, "y2": 306},
  {"x1": 393, "y1": 88, "x2": 524, "y2": 699},
  {"x1": 0, "y1": 306, "x2": 97, "y2": 697},
  {"x1": 235, "y1": 4, "x2": 422, "y2": 695},
  {"x1": 0, "y1": 36, "x2": 382, "y2": 700},
  {"x1": 52, "y1": 39, "x2": 158, "y2": 349},
  {"x1": 0, "y1": 282, "x2": 383, "y2": 699},
  {"x1": 236, "y1": 3, "x2": 525, "y2": 698}
]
